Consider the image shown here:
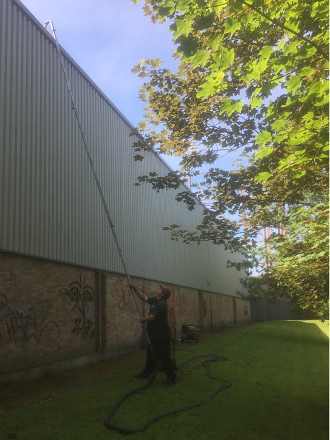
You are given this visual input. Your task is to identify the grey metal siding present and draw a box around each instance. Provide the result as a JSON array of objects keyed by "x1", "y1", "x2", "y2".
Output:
[{"x1": 0, "y1": 0, "x2": 245, "y2": 296}]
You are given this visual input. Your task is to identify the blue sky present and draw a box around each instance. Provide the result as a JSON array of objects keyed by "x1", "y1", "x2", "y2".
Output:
[
  {"x1": 20, "y1": 0, "x2": 177, "y2": 127},
  {"x1": 20, "y1": 0, "x2": 240, "y2": 173}
]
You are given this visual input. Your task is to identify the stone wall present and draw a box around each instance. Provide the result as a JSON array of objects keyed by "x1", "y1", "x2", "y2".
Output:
[{"x1": 0, "y1": 251, "x2": 251, "y2": 387}]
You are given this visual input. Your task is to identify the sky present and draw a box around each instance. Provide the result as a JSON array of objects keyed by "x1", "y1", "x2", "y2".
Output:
[
  {"x1": 20, "y1": 0, "x2": 177, "y2": 127},
  {"x1": 19, "y1": 0, "x2": 238, "y2": 173}
]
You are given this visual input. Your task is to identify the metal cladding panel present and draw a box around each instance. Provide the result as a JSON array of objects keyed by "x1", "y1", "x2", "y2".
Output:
[{"x1": 0, "y1": 0, "x2": 245, "y2": 296}]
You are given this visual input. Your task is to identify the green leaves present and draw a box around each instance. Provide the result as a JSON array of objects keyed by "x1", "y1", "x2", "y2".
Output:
[
  {"x1": 213, "y1": 48, "x2": 235, "y2": 71},
  {"x1": 196, "y1": 48, "x2": 235, "y2": 98},
  {"x1": 177, "y1": 35, "x2": 199, "y2": 57},
  {"x1": 219, "y1": 99, "x2": 244, "y2": 116},
  {"x1": 286, "y1": 76, "x2": 302, "y2": 94},
  {"x1": 255, "y1": 171, "x2": 272, "y2": 183},
  {"x1": 255, "y1": 132, "x2": 272, "y2": 148},
  {"x1": 131, "y1": 0, "x2": 329, "y2": 317},
  {"x1": 245, "y1": 59, "x2": 269, "y2": 82},
  {"x1": 223, "y1": 16, "x2": 242, "y2": 36},
  {"x1": 258, "y1": 45, "x2": 273, "y2": 61},
  {"x1": 195, "y1": 12, "x2": 215, "y2": 30},
  {"x1": 172, "y1": 18, "x2": 193, "y2": 38},
  {"x1": 190, "y1": 49, "x2": 209, "y2": 67}
]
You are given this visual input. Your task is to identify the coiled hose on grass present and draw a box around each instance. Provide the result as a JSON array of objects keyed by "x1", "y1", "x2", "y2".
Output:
[{"x1": 104, "y1": 352, "x2": 231, "y2": 435}]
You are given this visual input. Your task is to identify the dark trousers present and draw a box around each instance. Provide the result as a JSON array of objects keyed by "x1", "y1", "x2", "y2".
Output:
[{"x1": 144, "y1": 339, "x2": 176, "y2": 380}]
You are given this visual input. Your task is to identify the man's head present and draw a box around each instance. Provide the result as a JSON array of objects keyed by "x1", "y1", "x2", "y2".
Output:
[{"x1": 158, "y1": 284, "x2": 171, "y2": 301}]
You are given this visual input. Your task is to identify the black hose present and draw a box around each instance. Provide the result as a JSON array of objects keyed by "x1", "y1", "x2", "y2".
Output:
[{"x1": 104, "y1": 352, "x2": 231, "y2": 435}]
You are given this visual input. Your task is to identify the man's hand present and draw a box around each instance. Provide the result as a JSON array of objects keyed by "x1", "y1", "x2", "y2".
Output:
[{"x1": 130, "y1": 285, "x2": 148, "y2": 303}]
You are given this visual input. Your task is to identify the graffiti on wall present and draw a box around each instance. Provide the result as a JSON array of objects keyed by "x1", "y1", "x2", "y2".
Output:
[
  {"x1": 64, "y1": 277, "x2": 95, "y2": 339},
  {"x1": 0, "y1": 292, "x2": 57, "y2": 345}
]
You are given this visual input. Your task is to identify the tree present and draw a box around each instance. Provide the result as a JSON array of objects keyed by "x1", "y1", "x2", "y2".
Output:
[{"x1": 130, "y1": 0, "x2": 329, "y2": 317}]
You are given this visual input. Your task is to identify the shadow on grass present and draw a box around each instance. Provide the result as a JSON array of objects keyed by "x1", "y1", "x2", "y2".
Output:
[
  {"x1": 0, "y1": 320, "x2": 328, "y2": 440},
  {"x1": 250, "y1": 320, "x2": 329, "y2": 346}
]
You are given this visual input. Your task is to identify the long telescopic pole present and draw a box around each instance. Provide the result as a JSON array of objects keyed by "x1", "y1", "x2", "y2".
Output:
[{"x1": 44, "y1": 20, "x2": 143, "y2": 318}]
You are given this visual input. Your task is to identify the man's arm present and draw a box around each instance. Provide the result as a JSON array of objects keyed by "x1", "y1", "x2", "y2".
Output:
[
  {"x1": 130, "y1": 285, "x2": 148, "y2": 303},
  {"x1": 140, "y1": 314, "x2": 155, "y2": 324}
]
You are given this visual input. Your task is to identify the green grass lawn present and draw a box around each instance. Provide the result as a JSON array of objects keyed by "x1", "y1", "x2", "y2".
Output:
[{"x1": 0, "y1": 320, "x2": 328, "y2": 440}]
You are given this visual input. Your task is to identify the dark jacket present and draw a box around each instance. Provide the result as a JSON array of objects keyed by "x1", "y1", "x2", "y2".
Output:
[{"x1": 146, "y1": 296, "x2": 171, "y2": 341}]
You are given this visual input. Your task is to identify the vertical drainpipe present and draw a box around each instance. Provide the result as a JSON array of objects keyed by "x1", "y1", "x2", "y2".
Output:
[
  {"x1": 209, "y1": 294, "x2": 214, "y2": 331},
  {"x1": 199, "y1": 290, "x2": 204, "y2": 331},
  {"x1": 100, "y1": 272, "x2": 107, "y2": 352},
  {"x1": 94, "y1": 271, "x2": 102, "y2": 354},
  {"x1": 94, "y1": 271, "x2": 107, "y2": 355},
  {"x1": 233, "y1": 297, "x2": 237, "y2": 325}
]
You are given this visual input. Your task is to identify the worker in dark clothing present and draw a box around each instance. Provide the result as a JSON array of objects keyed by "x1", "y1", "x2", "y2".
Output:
[{"x1": 130, "y1": 284, "x2": 176, "y2": 384}]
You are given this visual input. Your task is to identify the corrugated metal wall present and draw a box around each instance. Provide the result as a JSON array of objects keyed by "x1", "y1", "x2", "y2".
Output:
[{"x1": 0, "y1": 0, "x2": 245, "y2": 296}]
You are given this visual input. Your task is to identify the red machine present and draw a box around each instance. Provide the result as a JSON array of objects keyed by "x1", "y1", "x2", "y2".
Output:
[{"x1": 181, "y1": 324, "x2": 200, "y2": 342}]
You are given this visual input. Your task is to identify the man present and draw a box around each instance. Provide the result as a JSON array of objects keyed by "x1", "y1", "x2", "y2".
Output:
[{"x1": 130, "y1": 284, "x2": 176, "y2": 384}]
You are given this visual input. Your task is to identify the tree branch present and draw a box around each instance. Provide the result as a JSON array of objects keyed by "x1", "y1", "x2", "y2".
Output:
[{"x1": 237, "y1": 0, "x2": 328, "y2": 60}]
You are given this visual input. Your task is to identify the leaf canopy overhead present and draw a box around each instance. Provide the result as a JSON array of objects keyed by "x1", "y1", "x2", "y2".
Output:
[{"x1": 130, "y1": 0, "x2": 329, "y2": 318}]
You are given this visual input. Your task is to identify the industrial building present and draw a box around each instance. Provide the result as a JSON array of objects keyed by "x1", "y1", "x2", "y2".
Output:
[{"x1": 0, "y1": 0, "x2": 251, "y2": 386}]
